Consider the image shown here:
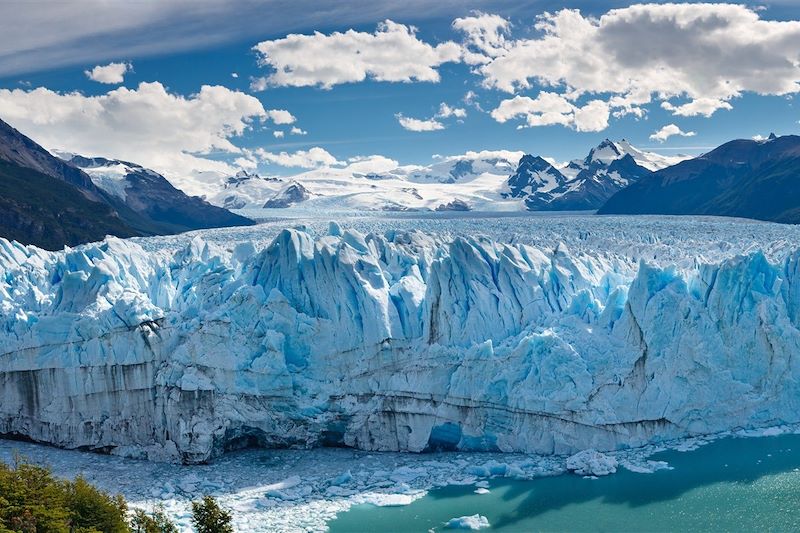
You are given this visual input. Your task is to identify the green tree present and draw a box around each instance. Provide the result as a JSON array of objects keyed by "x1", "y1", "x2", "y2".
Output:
[
  {"x1": 0, "y1": 456, "x2": 130, "y2": 533},
  {"x1": 66, "y1": 476, "x2": 128, "y2": 533},
  {"x1": 130, "y1": 504, "x2": 178, "y2": 533},
  {"x1": 190, "y1": 496, "x2": 233, "y2": 533},
  {"x1": 0, "y1": 457, "x2": 70, "y2": 532}
]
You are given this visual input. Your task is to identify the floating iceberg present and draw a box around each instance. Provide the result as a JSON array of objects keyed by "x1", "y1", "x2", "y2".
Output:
[
  {"x1": 445, "y1": 514, "x2": 491, "y2": 530},
  {"x1": 566, "y1": 449, "x2": 618, "y2": 476},
  {"x1": 2, "y1": 221, "x2": 800, "y2": 464}
]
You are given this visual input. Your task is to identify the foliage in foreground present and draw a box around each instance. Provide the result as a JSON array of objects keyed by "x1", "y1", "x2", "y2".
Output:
[
  {"x1": 0, "y1": 456, "x2": 128, "y2": 532},
  {"x1": 130, "y1": 504, "x2": 179, "y2": 533},
  {"x1": 0, "y1": 457, "x2": 232, "y2": 533},
  {"x1": 190, "y1": 496, "x2": 233, "y2": 533}
]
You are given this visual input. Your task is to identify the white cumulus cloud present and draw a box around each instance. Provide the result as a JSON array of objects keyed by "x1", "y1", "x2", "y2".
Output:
[
  {"x1": 649, "y1": 124, "x2": 697, "y2": 143},
  {"x1": 490, "y1": 92, "x2": 609, "y2": 132},
  {"x1": 84, "y1": 61, "x2": 131, "y2": 84},
  {"x1": 396, "y1": 114, "x2": 444, "y2": 132},
  {"x1": 396, "y1": 101, "x2": 467, "y2": 132},
  {"x1": 251, "y1": 20, "x2": 461, "y2": 89},
  {"x1": 344, "y1": 154, "x2": 399, "y2": 174},
  {"x1": 265, "y1": 109, "x2": 296, "y2": 124},
  {"x1": 438, "y1": 149, "x2": 525, "y2": 164},
  {"x1": 453, "y1": 12, "x2": 511, "y2": 64},
  {"x1": 661, "y1": 98, "x2": 733, "y2": 118},
  {"x1": 436, "y1": 102, "x2": 467, "y2": 119},
  {"x1": 462, "y1": 90, "x2": 483, "y2": 111},
  {"x1": 476, "y1": 4, "x2": 800, "y2": 123},
  {"x1": 0, "y1": 81, "x2": 267, "y2": 178},
  {"x1": 253, "y1": 146, "x2": 339, "y2": 168}
]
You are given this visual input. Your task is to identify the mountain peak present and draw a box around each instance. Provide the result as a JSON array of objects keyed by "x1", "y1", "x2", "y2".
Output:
[
  {"x1": 264, "y1": 180, "x2": 311, "y2": 208},
  {"x1": 504, "y1": 154, "x2": 568, "y2": 202},
  {"x1": 235, "y1": 169, "x2": 258, "y2": 179},
  {"x1": 518, "y1": 154, "x2": 556, "y2": 171},
  {"x1": 585, "y1": 139, "x2": 622, "y2": 166}
]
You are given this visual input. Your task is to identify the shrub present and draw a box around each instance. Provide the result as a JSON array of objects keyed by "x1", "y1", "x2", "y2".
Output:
[{"x1": 0, "y1": 457, "x2": 71, "y2": 532}]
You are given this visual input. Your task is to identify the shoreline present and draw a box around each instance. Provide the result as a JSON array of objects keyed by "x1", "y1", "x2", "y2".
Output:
[{"x1": 1, "y1": 424, "x2": 797, "y2": 532}]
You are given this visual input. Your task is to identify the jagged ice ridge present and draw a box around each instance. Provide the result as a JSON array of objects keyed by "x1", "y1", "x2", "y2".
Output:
[{"x1": 2, "y1": 219, "x2": 800, "y2": 463}]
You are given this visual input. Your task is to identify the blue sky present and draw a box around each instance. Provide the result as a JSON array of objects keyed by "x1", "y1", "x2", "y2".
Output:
[{"x1": 0, "y1": 0, "x2": 799, "y2": 177}]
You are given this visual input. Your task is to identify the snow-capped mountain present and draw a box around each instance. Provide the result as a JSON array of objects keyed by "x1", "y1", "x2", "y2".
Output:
[
  {"x1": 67, "y1": 155, "x2": 254, "y2": 233},
  {"x1": 505, "y1": 139, "x2": 682, "y2": 211},
  {"x1": 153, "y1": 142, "x2": 684, "y2": 213},
  {"x1": 208, "y1": 170, "x2": 284, "y2": 210},
  {"x1": 502, "y1": 155, "x2": 568, "y2": 207},
  {"x1": 191, "y1": 150, "x2": 527, "y2": 212},
  {"x1": 263, "y1": 181, "x2": 312, "y2": 208},
  {"x1": 0, "y1": 114, "x2": 254, "y2": 250},
  {"x1": 399, "y1": 151, "x2": 521, "y2": 184},
  {"x1": 566, "y1": 138, "x2": 684, "y2": 174},
  {"x1": 613, "y1": 139, "x2": 686, "y2": 171},
  {"x1": 0, "y1": 118, "x2": 140, "y2": 249}
]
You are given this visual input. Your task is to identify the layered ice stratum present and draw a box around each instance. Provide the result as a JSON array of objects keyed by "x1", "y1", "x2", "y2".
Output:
[{"x1": 2, "y1": 216, "x2": 800, "y2": 464}]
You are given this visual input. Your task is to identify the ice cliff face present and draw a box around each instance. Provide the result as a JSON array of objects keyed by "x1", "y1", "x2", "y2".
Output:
[{"x1": 2, "y1": 225, "x2": 800, "y2": 463}]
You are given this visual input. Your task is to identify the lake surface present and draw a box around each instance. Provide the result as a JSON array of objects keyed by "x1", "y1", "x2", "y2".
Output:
[{"x1": 329, "y1": 434, "x2": 800, "y2": 532}]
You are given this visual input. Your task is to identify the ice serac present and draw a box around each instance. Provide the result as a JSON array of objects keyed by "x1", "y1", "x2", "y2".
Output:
[{"x1": 2, "y1": 227, "x2": 800, "y2": 463}]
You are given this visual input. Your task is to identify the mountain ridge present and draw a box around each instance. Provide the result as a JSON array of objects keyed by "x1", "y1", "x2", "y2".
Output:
[
  {"x1": 66, "y1": 155, "x2": 255, "y2": 234},
  {"x1": 180, "y1": 142, "x2": 681, "y2": 212},
  {"x1": 0, "y1": 117, "x2": 254, "y2": 249},
  {"x1": 504, "y1": 139, "x2": 670, "y2": 211},
  {"x1": 598, "y1": 134, "x2": 800, "y2": 223}
]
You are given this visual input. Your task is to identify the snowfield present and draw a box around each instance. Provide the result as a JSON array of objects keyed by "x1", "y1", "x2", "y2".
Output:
[
  {"x1": 3, "y1": 213, "x2": 800, "y2": 466},
  {"x1": 155, "y1": 141, "x2": 687, "y2": 212}
]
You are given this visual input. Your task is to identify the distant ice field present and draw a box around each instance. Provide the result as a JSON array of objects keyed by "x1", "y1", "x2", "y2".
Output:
[{"x1": 128, "y1": 211, "x2": 800, "y2": 268}]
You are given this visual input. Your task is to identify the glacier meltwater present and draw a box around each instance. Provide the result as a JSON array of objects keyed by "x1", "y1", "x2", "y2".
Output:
[{"x1": 2, "y1": 215, "x2": 800, "y2": 464}]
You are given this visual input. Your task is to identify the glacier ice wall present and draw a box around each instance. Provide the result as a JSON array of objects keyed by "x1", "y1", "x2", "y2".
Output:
[{"x1": 2, "y1": 225, "x2": 800, "y2": 463}]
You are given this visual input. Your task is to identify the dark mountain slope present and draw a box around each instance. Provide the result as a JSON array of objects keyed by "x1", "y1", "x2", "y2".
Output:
[
  {"x1": 599, "y1": 135, "x2": 800, "y2": 223},
  {"x1": 0, "y1": 119, "x2": 103, "y2": 198},
  {"x1": 68, "y1": 156, "x2": 255, "y2": 233},
  {"x1": 0, "y1": 159, "x2": 136, "y2": 249},
  {"x1": 0, "y1": 117, "x2": 254, "y2": 249}
]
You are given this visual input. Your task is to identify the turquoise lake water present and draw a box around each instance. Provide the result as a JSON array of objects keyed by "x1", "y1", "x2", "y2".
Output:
[{"x1": 329, "y1": 434, "x2": 800, "y2": 532}]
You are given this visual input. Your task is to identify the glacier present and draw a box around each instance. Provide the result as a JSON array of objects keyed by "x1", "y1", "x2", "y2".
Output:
[
  {"x1": 2, "y1": 214, "x2": 800, "y2": 464},
  {"x1": 157, "y1": 140, "x2": 687, "y2": 213}
]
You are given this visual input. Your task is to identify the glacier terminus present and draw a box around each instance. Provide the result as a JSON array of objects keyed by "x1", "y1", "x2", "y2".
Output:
[{"x1": 2, "y1": 214, "x2": 800, "y2": 465}]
